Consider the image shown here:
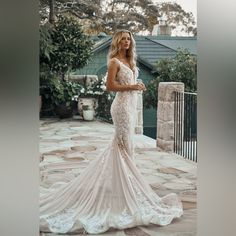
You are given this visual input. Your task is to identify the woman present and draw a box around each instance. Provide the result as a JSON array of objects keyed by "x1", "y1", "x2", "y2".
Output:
[{"x1": 40, "y1": 30, "x2": 183, "y2": 235}]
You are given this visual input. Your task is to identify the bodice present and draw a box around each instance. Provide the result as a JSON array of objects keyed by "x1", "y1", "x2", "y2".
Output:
[{"x1": 113, "y1": 58, "x2": 138, "y2": 85}]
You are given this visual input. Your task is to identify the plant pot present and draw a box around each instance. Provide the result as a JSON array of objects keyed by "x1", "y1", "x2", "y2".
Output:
[
  {"x1": 78, "y1": 97, "x2": 98, "y2": 116},
  {"x1": 82, "y1": 110, "x2": 94, "y2": 121},
  {"x1": 55, "y1": 104, "x2": 73, "y2": 119}
]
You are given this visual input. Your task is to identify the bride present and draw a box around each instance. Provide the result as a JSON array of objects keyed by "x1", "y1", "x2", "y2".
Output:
[{"x1": 40, "y1": 29, "x2": 183, "y2": 234}]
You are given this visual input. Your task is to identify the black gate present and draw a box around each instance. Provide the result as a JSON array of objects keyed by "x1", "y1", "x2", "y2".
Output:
[{"x1": 174, "y1": 92, "x2": 197, "y2": 162}]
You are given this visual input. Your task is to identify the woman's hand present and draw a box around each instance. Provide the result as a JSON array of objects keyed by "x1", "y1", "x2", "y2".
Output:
[{"x1": 132, "y1": 82, "x2": 146, "y2": 91}]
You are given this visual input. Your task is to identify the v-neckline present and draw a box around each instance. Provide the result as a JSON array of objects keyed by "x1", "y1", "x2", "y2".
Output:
[{"x1": 115, "y1": 58, "x2": 133, "y2": 73}]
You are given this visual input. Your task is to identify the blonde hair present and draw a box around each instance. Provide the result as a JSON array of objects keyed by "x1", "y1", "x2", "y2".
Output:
[{"x1": 107, "y1": 29, "x2": 137, "y2": 70}]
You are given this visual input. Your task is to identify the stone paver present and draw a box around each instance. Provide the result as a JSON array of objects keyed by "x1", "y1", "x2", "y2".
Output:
[{"x1": 40, "y1": 118, "x2": 197, "y2": 236}]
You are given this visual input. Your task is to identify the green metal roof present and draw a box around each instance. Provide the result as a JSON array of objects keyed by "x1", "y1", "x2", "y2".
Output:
[
  {"x1": 93, "y1": 37, "x2": 111, "y2": 53},
  {"x1": 147, "y1": 36, "x2": 197, "y2": 55},
  {"x1": 135, "y1": 36, "x2": 176, "y2": 69},
  {"x1": 92, "y1": 35, "x2": 197, "y2": 70}
]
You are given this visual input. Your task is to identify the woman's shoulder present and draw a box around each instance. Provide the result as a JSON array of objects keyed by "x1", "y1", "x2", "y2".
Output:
[
  {"x1": 109, "y1": 57, "x2": 120, "y2": 63},
  {"x1": 108, "y1": 57, "x2": 120, "y2": 67}
]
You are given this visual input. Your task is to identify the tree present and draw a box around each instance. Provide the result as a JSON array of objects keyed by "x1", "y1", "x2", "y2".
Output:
[
  {"x1": 49, "y1": 0, "x2": 56, "y2": 23},
  {"x1": 156, "y1": 2, "x2": 197, "y2": 36},
  {"x1": 40, "y1": 14, "x2": 93, "y2": 80},
  {"x1": 39, "y1": 0, "x2": 197, "y2": 36},
  {"x1": 143, "y1": 48, "x2": 197, "y2": 109},
  {"x1": 90, "y1": 0, "x2": 157, "y2": 34},
  {"x1": 92, "y1": 0, "x2": 196, "y2": 36},
  {"x1": 39, "y1": 0, "x2": 101, "y2": 24}
]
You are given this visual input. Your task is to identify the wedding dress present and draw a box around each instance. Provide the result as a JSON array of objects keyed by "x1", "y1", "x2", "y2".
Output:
[{"x1": 40, "y1": 58, "x2": 183, "y2": 234}]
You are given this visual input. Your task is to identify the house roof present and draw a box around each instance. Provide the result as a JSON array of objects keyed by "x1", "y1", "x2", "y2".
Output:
[
  {"x1": 92, "y1": 35, "x2": 197, "y2": 71},
  {"x1": 92, "y1": 36, "x2": 112, "y2": 53},
  {"x1": 147, "y1": 36, "x2": 197, "y2": 55}
]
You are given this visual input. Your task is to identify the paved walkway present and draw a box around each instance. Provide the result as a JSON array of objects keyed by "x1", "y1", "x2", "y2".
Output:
[{"x1": 40, "y1": 118, "x2": 197, "y2": 236}]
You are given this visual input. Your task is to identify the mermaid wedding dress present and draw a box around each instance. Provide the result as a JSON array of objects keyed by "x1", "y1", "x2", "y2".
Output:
[{"x1": 40, "y1": 58, "x2": 183, "y2": 234}]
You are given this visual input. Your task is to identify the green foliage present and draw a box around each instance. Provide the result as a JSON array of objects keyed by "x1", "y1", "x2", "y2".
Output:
[
  {"x1": 40, "y1": 76, "x2": 83, "y2": 116},
  {"x1": 143, "y1": 80, "x2": 159, "y2": 110},
  {"x1": 144, "y1": 48, "x2": 197, "y2": 109},
  {"x1": 40, "y1": 23, "x2": 55, "y2": 81},
  {"x1": 40, "y1": 14, "x2": 93, "y2": 80},
  {"x1": 95, "y1": 90, "x2": 115, "y2": 123},
  {"x1": 50, "y1": 15, "x2": 93, "y2": 78},
  {"x1": 39, "y1": 14, "x2": 94, "y2": 116},
  {"x1": 50, "y1": 78, "x2": 82, "y2": 108},
  {"x1": 90, "y1": 75, "x2": 115, "y2": 123},
  {"x1": 40, "y1": 23, "x2": 53, "y2": 63}
]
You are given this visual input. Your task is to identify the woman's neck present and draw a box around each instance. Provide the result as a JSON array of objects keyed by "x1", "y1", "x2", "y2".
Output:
[{"x1": 117, "y1": 50, "x2": 127, "y2": 60}]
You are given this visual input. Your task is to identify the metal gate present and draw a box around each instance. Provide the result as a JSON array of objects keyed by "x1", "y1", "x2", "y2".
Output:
[{"x1": 174, "y1": 91, "x2": 197, "y2": 162}]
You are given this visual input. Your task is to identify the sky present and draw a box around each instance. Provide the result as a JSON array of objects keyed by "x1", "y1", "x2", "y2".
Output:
[{"x1": 153, "y1": 0, "x2": 197, "y2": 22}]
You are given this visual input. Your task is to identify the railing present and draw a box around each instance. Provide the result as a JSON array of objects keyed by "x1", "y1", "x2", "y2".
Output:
[{"x1": 174, "y1": 91, "x2": 197, "y2": 162}]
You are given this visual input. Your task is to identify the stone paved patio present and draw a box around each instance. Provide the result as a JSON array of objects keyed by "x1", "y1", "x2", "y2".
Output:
[{"x1": 40, "y1": 118, "x2": 197, "y2": 236}]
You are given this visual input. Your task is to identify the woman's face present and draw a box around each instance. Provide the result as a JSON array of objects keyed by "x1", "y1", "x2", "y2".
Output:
[{"x1": 119, "y1": 32, "x2": 131, "y2": 50}]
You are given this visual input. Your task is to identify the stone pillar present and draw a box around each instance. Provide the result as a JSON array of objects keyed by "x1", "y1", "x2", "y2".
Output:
[
  {"x1": 135, "y1": 91, "x2": 143, "y2": 134},
  {"x1": 156, "y1": 82, "x2": 184, "y2": 152}
]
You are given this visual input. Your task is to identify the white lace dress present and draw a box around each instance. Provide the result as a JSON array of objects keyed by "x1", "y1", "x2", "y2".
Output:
[{"x1": 40, "y1": 58, "x2": 183, "y2": 234}]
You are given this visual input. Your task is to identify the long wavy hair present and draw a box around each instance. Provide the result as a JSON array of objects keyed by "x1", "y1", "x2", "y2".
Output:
[{"x1": 107, "y1": 29, "x2": 137, "y2": 70}]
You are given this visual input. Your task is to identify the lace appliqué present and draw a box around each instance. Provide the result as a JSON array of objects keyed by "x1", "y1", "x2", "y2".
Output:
[
  {"x1": 80, "y1": 215, "x2": 108, "y2": 234},
  {"x1": 41, "y1": 208, "x2": 76, "y2": 233},
  {"x1": 79, "y1": 208, "x2": 134, "y2": 234},
  {"x1": 117, "y1": 208, "x2": 134, "y2": 227},
  {"x1": 110, "y1": 59, "x2": 138, "y2": 161},
  {"x1": 128, "y1": 175, "x2": 182, "y2": 225}
]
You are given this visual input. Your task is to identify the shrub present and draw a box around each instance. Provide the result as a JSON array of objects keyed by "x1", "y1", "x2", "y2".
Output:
[{"x1": 144, "y1": 48, "x2": 197, "y2": 109}]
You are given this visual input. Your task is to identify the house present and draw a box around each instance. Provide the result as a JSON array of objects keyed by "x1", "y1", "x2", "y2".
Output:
[{"x1": 74, "y1": 34, "x2": 197, "y2": 139}]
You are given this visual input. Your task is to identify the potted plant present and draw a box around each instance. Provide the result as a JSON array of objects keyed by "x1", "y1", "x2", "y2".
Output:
[
  {"x1": 82, "y1": 105, "x2": 94, "y2": 121},
  {"x1": 50, "y1": 78, "x2": 82, "y2": 118}
]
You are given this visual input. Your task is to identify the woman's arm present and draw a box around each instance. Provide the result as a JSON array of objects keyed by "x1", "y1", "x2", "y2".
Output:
[{"x1": 106, "y1": 59, "x2": 145, "y2": 92}]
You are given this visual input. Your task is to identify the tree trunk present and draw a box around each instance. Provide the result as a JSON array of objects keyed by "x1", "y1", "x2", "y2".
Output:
[{"x1": 49, "y1": 0, "x2": 55, "y2": 24}]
